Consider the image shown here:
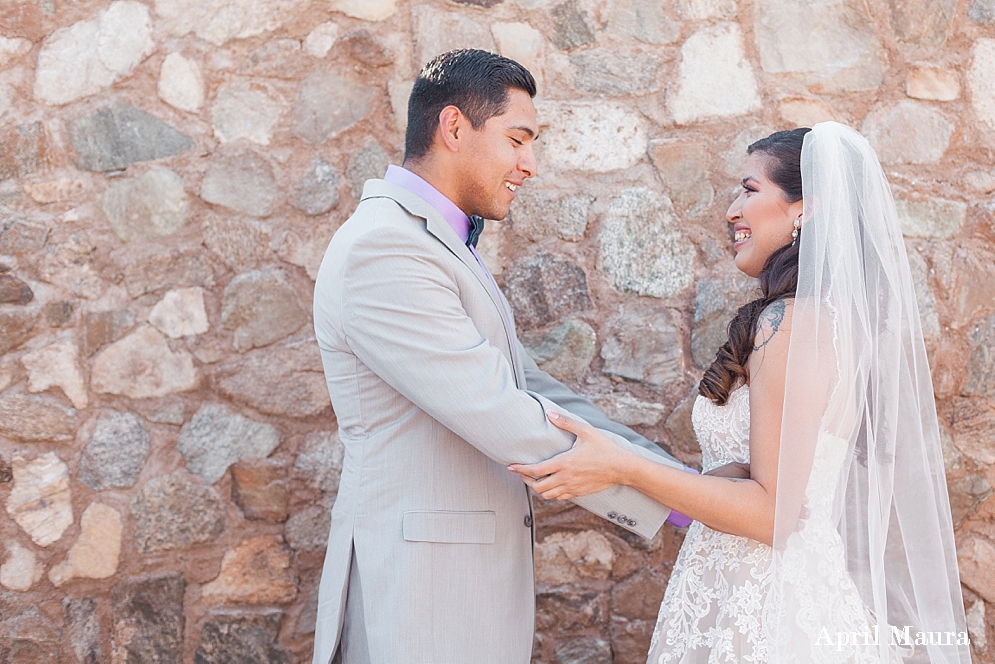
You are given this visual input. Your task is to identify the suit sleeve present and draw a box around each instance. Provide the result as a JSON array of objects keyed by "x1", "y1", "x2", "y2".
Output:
[{"x1": 339, "y1": 228, "x2": 671, "y2": 539}]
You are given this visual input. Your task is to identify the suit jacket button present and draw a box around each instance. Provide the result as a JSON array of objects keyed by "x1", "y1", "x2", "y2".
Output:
[
  {"x1": 627, "y1": 519, "x2": 637, "y2": 527},
  {"x1": 524, "y1": 514, "x2": 533, "y2": 528},
  {"x1": 607, "y1": 511, "x2": 618, "y2": 519},
  {"x1": 617, "y1": 515, "x2": 627, "y2": 524}
]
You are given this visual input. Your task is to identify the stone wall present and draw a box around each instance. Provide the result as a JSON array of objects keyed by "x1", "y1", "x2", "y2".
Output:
[{"x1": 0, "y1": 0, "x2": 992, "y2": 661}]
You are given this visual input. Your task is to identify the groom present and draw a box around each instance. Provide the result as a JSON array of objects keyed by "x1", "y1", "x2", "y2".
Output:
[{"x1": 311, "y1": 49, "x2": 700, "y2": 664}]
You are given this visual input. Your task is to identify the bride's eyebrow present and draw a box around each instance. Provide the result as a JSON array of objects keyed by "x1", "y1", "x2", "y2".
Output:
[{"x1": 742, "y1": 176, "x2": 759, "y2": 187}]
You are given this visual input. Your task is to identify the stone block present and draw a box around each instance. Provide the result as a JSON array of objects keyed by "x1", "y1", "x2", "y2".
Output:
[
  {"x1": 601, "y1": 309, "x2": 686, "y2": 390},
  {"x1": 330, "y1": 0, "x2": 398, "y2": 21},
  {"x1": 536, "y1": 530, "x2": 614, "y2": 585},
  {"x1": 894, "y1": 194, "x2": 965, "y2": 239},
  {"x1": 492, "y1": 22, "x2": 545, "y2": 84},
  {"x1": 101, "y1": 168, "x2": 189, "y2": 242},
  {"x1": 285, "y1": 505, "x2": 332, "y2": 551},
  {"x1": 680, "y1": 0, "x2": 736, "y2": 20},
  {"x1": 69, "y1": 103, "x2": 194, "y2": 172},
  {"x1": 118, "y1": 246, "x2": 215, "y2": 297},
  {"x1": 215, "y1": 336, "x2": 330, "y2": 418},
  {"x1": 504, "y1": 251, "x2": 592, "y2": 329},
  {"x1": 0, "y1": 36, "x2": 31, "y2": 68},
  {"x1": 293, "y1": 156, "x2": 341, "y2": 216},
  {"x1": 755, "y1": 0, "x2": 883, "y2": 93},
  {"x1": 111, "y1": 574, "x2": 185, "y2": 663},
  {"x1": 970, "y1": 0, "x2": 995, "y2": 24},
  {"x1": 648, "y1": 139, "x2": 714, "y2": 216},
  {"x1": 220, "y1": 269, "x2": 309, "y2": 351},
  {"x1": 305, "y1": 22, "x2": 341, "y2": 58},
  {"x1": 691, "y1": 270, "x2": 756, "y2": 370},
  {"x1": 510, "y1": 189, "x2": 592, "y2": 242},
  {"x1": 608, "y1": 0, "x2": 679, "y2": 44},
  {"x1": 294, "y1": 430, "x2": 345, "y2": 494},
  {"x1": 22, "y1": 341, "x2": 87, "y2": 409},
  {"x1": 888, "y1": 0, "x2": 954, "y2": 50},
  {"x1": 593, "y1": 393, "x2": 666, "y2": 427},
  {"x1": 211, "y1": 80, "x2": 286, "y2": 146},
  {"x1": 948, "y1": 474, "x2": 992, "y2": 526},
  {"x1": 570, "y1": 48, "x2": 662, "y2": 96},
  {"x1": 0, "y1": 392, "x2": 75, "y2": 443},
  {"x1": 238, "y1": 39, "x2": 303, "y2": 78},
  {"x1": 669, "y1": 23, "x2": 761, "y2": 125},
  {"x1": 536, "y1": 590, "x2": 607, "y2": 632},
  {"x1": 84, "y1": 309, "x2": 135, "y2": 356},
  {"x1": 347, "y1": 141, "x2": 390, "y2": 199},
  {"x1": 343, "y1": 29, "x2": 394, "y2": 68},
  {"x1": 549, "y1": 0, "x2": 596, "y2": 51},
  {"x1": 91, "y1": 325, "x2": 199, "y2": 399},
  {"x1": 231, "y1": 459, "x2": 289, "y2": 522},
  {"x1": 966, "y1": 599, "x2": 987, "y2": 652},
  {"x1": 537, "y1": 101, "x2": 647, "y2": 173},
  {"x1": 555, "y1": 637, "x2": 612, "y2": 664},
  {"x1": 6, "y1": 452, "x2": 73, "y2": 547},
  {"x1": 178, "y1": 403, "x2": 280, "y2": 484},
  {"x1": 202, "y1": 215, "x2": 272, "y2": 271},
  {"x1": 194, "y1": 611, "x2": 293, "y2": 664},
  {"x1": 201, "y1": 536, "x2": 297, "y2": 605},
  {"x1": 65, "y1": 597, "x2": 101, "y2": 664},
  {"x1": 158, "y1": 52, "x2": 205, "y2": 113},
  {"x1": 664, "y1": 389, "x2": 701, "y2": 458},
  {"x1": 969, "y1": 38, "x2": 995, "y2": 132},
  {"x1": 958, "y1": 536, "x2": 995, "y2": 604},
  {"x1": 905, "y1": 66, "x2": 960, "y2": 101},
  {"x1": 861, "y1": 101, "x2": 953, "y2": 164},
  {"x1": 154, "y1": 0, "x2": 309, "y2": 46},
  {"x1": 34, "y1": 1, "x2": 154, "y2": 105},
  {"x1": 599, "y1": 188, "x2": 695, "y2": 299},
  {"x1": 0, "y1": 122, "x2": 53, "y2": 180},
  {"x1": 49, "y1": 502, "x2": 123, "y2": 586},
  {"x1": 951, "y1": 397, "x2": 995, "y2": 465},
  {"x1": 44, "y1": 301, "x2": 74, "y2": 327},
  {"x1": 24, "y1": 178, "x2": 85, "y2": 204},
  {"x1": 522, "y1": 319, "x2": 597, "y2": 382},
  {"x1": 0, "y1": 305, "x2": 40, "y2": 355},
  {"x1": 78, "y1": 411, "x2": 150, "y2": 491},
  {"x1": 148, "y1": 403, "x2": 186, "y2": 425},
  {"x1": 292, "y1": 69, "x2": 374, "y2": 144},
  {"x1": 273, "y1": 222, "x2": 336, "y2": 280},
  {"x1": 0, "y1": 217, "x2": 50, "y2": 255},
  {"x1": 963, "y1": 314, "x2": 995, "y2": 397},
  {"x1": 130, "y1": 473, "x2": 225, "y2": 553},
  {"x1": 39, "y1": 232, "x2": 105, "y2": 300},
  {"x1": 413, "y1": 6, "x2": 496, "y2": 66},
  {"x1": 201, "y1": 146, "x2": 279, "y2": 217},
  {"x1": 0, "y1": 273, "x2": 32, "y2": 304},
  {"x1": 906, "y1": 249, "x2": 941, "y2": 337},
  {"x1": 611, "y1": 568, "x2": 666, "y2": 620},
  {"x1": 149, "y1": 287, "x2": 209, "y2": 339},
  {"x1": 2, "y1": 610, "x2": 62, "y2": 663},
  {"x1": 0, "y1": 542, "x2": 44, "y2": 591}
]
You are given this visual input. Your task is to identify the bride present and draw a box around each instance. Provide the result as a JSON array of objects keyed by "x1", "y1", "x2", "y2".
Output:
[{"x1": 510, "y1": 122, "x2": 972, "y2": 663}]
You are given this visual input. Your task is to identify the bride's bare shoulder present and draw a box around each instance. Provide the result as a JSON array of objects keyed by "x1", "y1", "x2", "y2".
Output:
[{"x1": 752, "y1": 298, "x2": 794, "y2": 353}]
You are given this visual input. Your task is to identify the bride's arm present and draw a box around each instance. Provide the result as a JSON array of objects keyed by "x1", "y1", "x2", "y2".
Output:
[{"x1": 510, "y1": 302, "x2": 792, "y2": 547}]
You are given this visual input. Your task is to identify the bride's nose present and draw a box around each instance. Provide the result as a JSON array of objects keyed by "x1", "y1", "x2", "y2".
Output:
[{"x1": 727, "y1": 195, "x2": 743, "y2": 225}]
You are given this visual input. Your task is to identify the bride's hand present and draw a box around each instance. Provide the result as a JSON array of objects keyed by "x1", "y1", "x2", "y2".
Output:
[{"x1": 508, "y1": 411, "x2": 633, "y2": 501}]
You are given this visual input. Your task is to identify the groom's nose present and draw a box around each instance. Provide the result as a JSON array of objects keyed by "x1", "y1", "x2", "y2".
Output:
[{"x1": 518, "y1": 143, "x2": 537, "y2": 179}]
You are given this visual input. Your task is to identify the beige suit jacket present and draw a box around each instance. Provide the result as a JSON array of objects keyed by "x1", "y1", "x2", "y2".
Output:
[{"x1": 311, "y1": 180, "x2": 683, "y2": 664}]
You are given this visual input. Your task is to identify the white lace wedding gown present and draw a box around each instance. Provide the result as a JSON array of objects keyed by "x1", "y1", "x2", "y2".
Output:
[{"x1": 646, "y1": 384, "x2": 882, "y2": 664}]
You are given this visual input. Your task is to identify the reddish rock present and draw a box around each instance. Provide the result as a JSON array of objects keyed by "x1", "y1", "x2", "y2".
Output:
[
  {"x1": 231, "y1": 459, "x2": 289, "y2": 522},
  {"x1": 201, "y1": 535, "x2": 298, "y2": 605},
  {"x1": 0, "y1": 122, "x2": 52, "y2": 180}
]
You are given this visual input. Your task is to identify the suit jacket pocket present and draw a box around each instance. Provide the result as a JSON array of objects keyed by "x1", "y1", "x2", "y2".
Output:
[{"x1": 402, "y1": 510, "x2": 496, "y2": 544}]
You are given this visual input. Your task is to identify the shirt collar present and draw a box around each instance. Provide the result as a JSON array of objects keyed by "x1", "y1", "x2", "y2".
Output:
[{"x1": 383, "y1": 165, "x2": 471, "y2": 244}]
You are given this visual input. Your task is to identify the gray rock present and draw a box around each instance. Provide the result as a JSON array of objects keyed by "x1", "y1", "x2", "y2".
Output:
[
  {"x1": 220, "y1": 270, "x2": 309, "y2": 352},
  {"x1": 601, "y1": 309, "x2": 686, "y2": 389},
  {"x1": 862, "y1": 101, "x2": 954, "y2": 164},
  {"x1": 347, "y1": 142, "x2": 390, "y2": 200},
  {"x1": 570, "y1": 49, "x2": 662, "y2": 96},
  {"x1": 550, "y1": 0, "x2": 596, "y2": 51},
  {"x1": 285, "y1": 505, "x2": 331, "y2": 551},
  {"x1": 691, "y1": 270, "x2": 757, "y2": 370},
  {"x1": 3, "y1": 610, "x2": 62, "y2": 662},
  {"x1": 963, "y1": 314, "x2": 995, "y2": 397},
  {"x1": 119, "y1": 246, "x2": 215, "y2": 297},
  {"x1": 69, "y1": 103, "x2": 194, "y2": 172},
  {"x1": 293, "y1": 156, "x2": 341, "y2": 216},
  {"x1": 84, "y1": 309, "x2": 136, "y2": 356},
  {"x1": 157, "y1": 0, "x2": 309, "y2": 46},
  {"x1": 295, "y1": 582, "x2": 319, "y2": 635},
  {"x1": 211, "y1": 80, "x2": 287, "y2": 146},
  {"x1": 201, "y1": 146, "x2": 279, "y2": 217},
  {"x1": 38, "y1": 232, "x2": 105, "y2": 299},
  {"x1": 504, "y1": 251, "x2": 592, "y2": 330},
  {"x1": 599, "y1": 188, "x2": 695, "y2": 299},
  {"x1": 78, "y1": 411, "x2": 150, "y2": 491},
  {"x1": 101, "y1": 168, "x2": 189, "y2": 242},
  {"x1": 178, "y1": 404, "x2": 280, "y2": 484},
  {"x1": 536, "y1": 101, "x2": 648, "y2": 173},
  {"x1": 648, "y1": 139, "x2": 714, "y2": 216},
  {"x1": 148, "y1": 403, "x2": 186, "y2": 425},
  {"x1": 412, "y1": 6, "x2": 496, "y2": 66},
  {"x1": 203, "y1": 215, "x2": 271, "y2": 270},
  {"x1": 510, "y1": 190, "x2": 593, "y2": 242},
  {"x1": 215, "y1": 336, "x2": 330, "y2": 418},
  {"x1": 522, "y1": 319, "x2": 597, "y2": 383},
  {"x1": 294, "y1": 430, "x2": 344, "y2": 494},
  {"x1": 906, "y1": 249, "x2": 941, "y2": 337},
  {"x1": 65, "y1": 597, "x2": 101, "y2": 664},
  {"x1": 754, "y1": 0, "x2": 884, "y2": 93},
  {"x1": 0, "y1": 216, "x2": 49, "y2": 254},
  {"x1": 0, "y1": 305, "x2": 40, "y2": 355},
  {"x1": 888, "y1": 0, "x2": 954, "y2": 50},
  {"x1": 593, "y1": 393, "x2": 666, "y2": 427},
  {"x1": 0, "y1": 122, "x2": 52, "y2": 180},
  {"x1": 195, "y1": 612, "x2": 292, "y2": 664},
  {"x1": 0, "y1": 392, "x2": 75, "y2": 443},
  {"x1": 292, "y1": 70, "x2": 374, "y2": 144},
  {"x1": 894, "y1": 194, "x2": 966, "y2": 239},
  {"x1": 111, "y1": 574, "x2": 185, "y2": 663},
  {"x1": 970, "y1": 0, "x2": 995, "y2": 24},
  {"x1": 130, "y1": 473, "x2": 226, "y2": 553},
  {"x1": 45, "y1": 301, "x2": 74, "y2": 327},
  {"x1": 607, "y1": 0, "x2": 680, "y2": 44},
  {"x1": 556, "y1": 637, "x2": 613, "y2": 664}
]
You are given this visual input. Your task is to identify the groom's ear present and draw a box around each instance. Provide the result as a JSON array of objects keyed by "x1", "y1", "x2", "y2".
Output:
[{"x1": 437, "y1": 105, "x2": 465, "y2": 154}]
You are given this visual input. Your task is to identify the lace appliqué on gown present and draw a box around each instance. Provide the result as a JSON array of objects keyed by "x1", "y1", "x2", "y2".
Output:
[{"x1": 646, "y1": 385, "x2": 880, "y2": 664}]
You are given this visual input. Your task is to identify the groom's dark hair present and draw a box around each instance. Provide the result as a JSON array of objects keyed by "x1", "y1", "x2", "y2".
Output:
[{"x1": 404, "y1": 49, "x2": 536, "y2": 163}]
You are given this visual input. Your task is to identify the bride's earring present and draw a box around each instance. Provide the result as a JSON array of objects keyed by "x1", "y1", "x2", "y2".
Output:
[{"x1": 791, "y1": 217, "x2": 801, "y2": 246}]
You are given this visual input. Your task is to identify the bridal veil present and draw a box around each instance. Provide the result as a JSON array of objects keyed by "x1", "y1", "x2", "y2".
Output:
[{"x1": 769, "y1": 122, "x2": 971, "y2": 662}]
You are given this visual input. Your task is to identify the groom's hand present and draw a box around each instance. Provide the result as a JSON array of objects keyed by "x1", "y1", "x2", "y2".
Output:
[{"x1": 703, "y1": 462, "x2": 750, "y2": 479}]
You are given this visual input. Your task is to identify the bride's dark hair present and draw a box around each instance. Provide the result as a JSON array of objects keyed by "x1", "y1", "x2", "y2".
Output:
[{"x1": 699, "y1": 127, "x2": 811, "y2": 406}]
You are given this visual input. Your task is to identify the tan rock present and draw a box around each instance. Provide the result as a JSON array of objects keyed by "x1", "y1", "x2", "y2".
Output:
[
  {"x1": 967, "y1": 599, "x2": 987, "y2": 652},
  {"x1": 535, "y1": 531, "x2": 614, "y2": 585},
  {"x1": 594, "y1": 393, "x2": 666, "y2": 427},
  {"x1": 304, "y1": 22, "x2": 340, "y2": 58},
  {"x1": 201, "y1": 535, "x2": 297, "y2": 604},
  {"x1": 158, "y1": 52, "x2": 205, "y2": 112},
  {"x1": 21, "y1": 341, "x2": 88, "y2": 409},
  {"x1": 6, "y1": 452, "x2": 73, "y2": 547},
  {"x1": 49, "y1": 503, "x2": 122, "y2": 586},
  {"x1": 0, "y1": 391, "x2": 76, "y2": 443},
  {"x1": 91, "y1": 325, "x2": 199, "y2": 399},
  {"x1": 777, "y1": 97, "x2": 839, "y2": 126},
  {"x1": 24, "y1": 178, "x2": 85, "y2": 204},
  {"x1": 968, "y1": 38, "x2": 995, "y2": 131},
  {"x1": 959, "y1": 535, "x2": 995, "y2": 604},
  {"x1": 951, "y1": 398, "x2": 995, "y2": 465},
  {"x1": 905, "y1": 66, "x2": 960, "y2": 101},
  {"x1": 0, "y1": 542, "x2": 44, "y2": 591},
  {"x1": 492, "y1": 22, "x2": 545, "y2": 85},
  {"x1": 231, "y1": 459, "x2": 289, "y2": 522},
  {"x1": 148, "y1": 287, "x2": 209, "y2": 339},
  {"x1": 330, "y1": 0, "x2": 397, "y2": 21}
]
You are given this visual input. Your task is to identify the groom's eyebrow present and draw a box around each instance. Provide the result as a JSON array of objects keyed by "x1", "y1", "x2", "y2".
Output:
[{"x1": 510, "y1": 125, "x2": 539, "y2": 140}]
